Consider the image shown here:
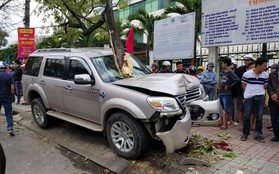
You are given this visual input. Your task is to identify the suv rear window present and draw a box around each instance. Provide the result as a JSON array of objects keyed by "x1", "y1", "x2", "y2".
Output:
[
  {"x1": 24, "y1": 56, "x2": 43, "y2": 76},
  {"x1": 43, "y1": 58, "x2": 65, "y2": 78}
]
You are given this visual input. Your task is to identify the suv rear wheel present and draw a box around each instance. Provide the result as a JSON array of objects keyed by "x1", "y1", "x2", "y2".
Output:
[
  {"x1": 31, "y1": 98, "x2": 50, "y2": 129},
  {"x1": 106, "y1": 112, "x2": 150, "y2": 159}
]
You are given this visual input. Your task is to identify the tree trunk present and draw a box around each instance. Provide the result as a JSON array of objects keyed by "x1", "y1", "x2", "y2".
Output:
[
  {"x1": 104, "y1": 0, "x2": 125, "y2": 70},
  {"x1": 262, "y1": 43, "x2": 267, "y2": 58},
  {"x1": 191, "y1": 36, "x2": 197, "y2": 66}
]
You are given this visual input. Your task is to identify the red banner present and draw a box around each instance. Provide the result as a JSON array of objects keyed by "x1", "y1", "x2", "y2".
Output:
[
  {"x1": 17, "y1": 28, "x2": 35, "y2": 58},
  {"x1": 126, "y1": 25, "x2": 134, "y2": 54}
]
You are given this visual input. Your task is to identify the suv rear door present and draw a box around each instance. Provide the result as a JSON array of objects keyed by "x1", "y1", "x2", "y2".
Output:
[
  {"x1": 41, "y1": 56, "x2": 65, "y2": 111},
  {"x1": 63, "y1": 57, "x2": 100, "y2": 123}
]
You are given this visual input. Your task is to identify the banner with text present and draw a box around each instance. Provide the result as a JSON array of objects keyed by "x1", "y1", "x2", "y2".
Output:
[
  {"x1": 18, "y1": 28, "x2": 35, "y2": 58},
  {"x1": 202, "y1": 0, "x2": 279, "y2": 47},
  {"x1": 153, "y1": 12, "x2": 195, "y2": 60}
]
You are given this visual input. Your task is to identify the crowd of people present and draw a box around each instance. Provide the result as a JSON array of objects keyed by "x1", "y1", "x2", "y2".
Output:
[{"x1": 151, "y1": 55, "x2": 279, "y2": 143}]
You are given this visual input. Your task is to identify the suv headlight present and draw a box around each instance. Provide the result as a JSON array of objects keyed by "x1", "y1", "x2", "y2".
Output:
[
  {"x1": 199, "y1": 84, "x2": 207, "y2": 99},
  {"x1": 147, "y1": 97, "x2": 180, "y2": 112}
]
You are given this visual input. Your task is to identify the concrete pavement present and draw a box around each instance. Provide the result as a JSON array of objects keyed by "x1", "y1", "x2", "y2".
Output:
[{"x1": 9, "y1": 102, "x2": 279, "y2": 174}]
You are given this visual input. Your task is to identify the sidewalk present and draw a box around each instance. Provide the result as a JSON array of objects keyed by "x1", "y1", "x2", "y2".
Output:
[
  {"x1": 8, "y1": 101, "x2": 279, "y2": 174},
  {"x1": 190, "y1": 117, "x2": 279, "y2": 174}
]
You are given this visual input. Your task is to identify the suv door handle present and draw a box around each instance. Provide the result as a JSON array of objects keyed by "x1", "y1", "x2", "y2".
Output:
[
  {"x1": 40, "y1": 80, "x2": 46, "y2": 86},
  {"x1": 65, "y1": 85, "x2": 72, "y2": 91}
]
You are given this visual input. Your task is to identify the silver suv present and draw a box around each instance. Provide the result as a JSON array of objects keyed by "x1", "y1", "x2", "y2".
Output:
[{"x1": 22, "y1": 48, "x2": 220, "y2": 159}]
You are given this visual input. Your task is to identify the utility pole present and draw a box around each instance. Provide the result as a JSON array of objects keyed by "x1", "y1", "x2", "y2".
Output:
[{"x1": 24, "y1": 0, "x2": 30, "y2": 27}]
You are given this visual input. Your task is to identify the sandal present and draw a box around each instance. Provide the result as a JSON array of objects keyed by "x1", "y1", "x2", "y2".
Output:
[{"x1": 220, "y1": 126, "x2": 228, "y2": 130}]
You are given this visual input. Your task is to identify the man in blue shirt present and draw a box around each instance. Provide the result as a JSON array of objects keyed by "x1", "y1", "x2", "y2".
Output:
[
  {"x1": 0, "y1": 61, "x2": 15, "y2": 136},
  {"x1": 201, "y1": 62, "x2": 218, "y2": 100}
]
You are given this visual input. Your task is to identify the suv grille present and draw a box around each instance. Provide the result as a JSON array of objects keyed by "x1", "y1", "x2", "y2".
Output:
[
  {"x1": 176, "y1": 95, "x2": 186, "y2": 109},
  {"x1": 186, "y1": 88, "x2": 201, "y2": 103},
  {"x1": 176, "y1": 88, "x2": 201, "y2": 109}
]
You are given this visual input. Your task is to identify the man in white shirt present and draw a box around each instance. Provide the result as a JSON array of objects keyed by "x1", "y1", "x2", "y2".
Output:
[{"x1": 241, "y1": 57, "x2": 269, "y2": 143}]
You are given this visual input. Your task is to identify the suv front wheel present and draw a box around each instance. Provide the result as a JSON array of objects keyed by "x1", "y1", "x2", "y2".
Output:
[
  {"x1": 106, "y1": 112, "x2": 150, "y2": 159},
  {"x1": 31, "y1": 98, "x2": 50, "y2": 129}
]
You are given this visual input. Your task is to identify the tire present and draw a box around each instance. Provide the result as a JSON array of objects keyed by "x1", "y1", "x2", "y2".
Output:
[
  {"x1": 31, "y1": 98, "x2": 50, "y2": 129},
  {"x1": 106, "y1": 112, "x2": 150, "y2": 159}
]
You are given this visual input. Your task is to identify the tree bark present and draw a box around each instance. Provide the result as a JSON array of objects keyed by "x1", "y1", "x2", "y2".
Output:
[{"x1": 104, "y1": 0, "x2": 125, "y2": 69}]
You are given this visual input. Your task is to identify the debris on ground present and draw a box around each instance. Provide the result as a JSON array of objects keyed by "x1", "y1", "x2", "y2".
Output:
[
  {"x1": 212, "y1": 141, "x2": 232, "y2": 151},
  {"x1": 218, "y1": 133, "x2": 232, "y2": 140},
  {"x1": 178, "y1": 157, "x2": 211, "y2": 167},
  {"x1": 177, "y1": 134, "x2": 237, "y2": 165},
  {"x1": 234, "y1": 169, "x2": 244, "y2": 174},
  {"x1": 223, "y1": 152, "x2": 237, "y2": 158}
]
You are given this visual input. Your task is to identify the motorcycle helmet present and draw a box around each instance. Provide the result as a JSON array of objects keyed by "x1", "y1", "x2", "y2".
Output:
[
  {"x1": 162, "y1": 61, "x2": 171, "y2": 66},
  {"x1": 0, "y1": 61, "x2": 7, "y2": 69}
]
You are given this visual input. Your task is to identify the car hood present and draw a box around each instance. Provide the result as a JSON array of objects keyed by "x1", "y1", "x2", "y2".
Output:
[{"x1": 112, "y1": 73, "x2": 200, "y2": 96}]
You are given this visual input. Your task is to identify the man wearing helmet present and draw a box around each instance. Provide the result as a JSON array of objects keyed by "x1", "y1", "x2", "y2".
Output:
[
  {"x1": 151, "y1": 62, "x2": 159, "y2": 73},
  {"x1": 201, "y1": 62, "x2": 218, "y2": 101},
  {"x1": 160, "y1": 61, "x2": 173, "y2": 73},
  {"x1": 0, "y1": 61, "x2": 15, "y2": 136},
  {"x1": 187, "y1": 66, "x2": 197, "y2": 77},
  {"x1": 197, "y1": 66, "x2": 204, "y2": 81}
]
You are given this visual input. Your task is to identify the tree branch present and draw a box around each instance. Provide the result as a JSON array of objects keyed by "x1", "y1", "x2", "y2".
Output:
[
  {"x1": 61, "y1": 0, "x2": 87, "y2": 32},
  {"x1": 0, "y1": 0, "x2": 12, "y2": 11}
]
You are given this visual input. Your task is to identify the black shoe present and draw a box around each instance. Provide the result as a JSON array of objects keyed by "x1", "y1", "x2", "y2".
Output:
[
  {"x1": 241, "y1": 134, "x2": 248, "y2": 141},
  {"x1": 8, "y1": 130, "x2": 15, "y2": 136},
  {"x1": 270, "y1": 137, "x2": 279, "y2": 142},
  {"x1": 254, "y1": 136, "x2": 265, "y2": 143}
]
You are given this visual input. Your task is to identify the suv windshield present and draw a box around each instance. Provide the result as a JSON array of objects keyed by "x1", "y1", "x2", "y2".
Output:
[{"x1": 91, "y1": 54, "x2": 151, "y2": 83}]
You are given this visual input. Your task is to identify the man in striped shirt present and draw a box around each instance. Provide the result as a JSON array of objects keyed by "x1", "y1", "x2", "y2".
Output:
[{"x1": 241, "y1": 58, "x2": 269, "y2": 143}]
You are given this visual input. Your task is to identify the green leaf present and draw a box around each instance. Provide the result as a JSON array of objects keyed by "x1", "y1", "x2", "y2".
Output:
[
  {"x1": 218, "y1": 133, "x2": 232, "y2": 140},
  {"x1": 223, "y1": 152, "x2": 237, "y2": 158}
]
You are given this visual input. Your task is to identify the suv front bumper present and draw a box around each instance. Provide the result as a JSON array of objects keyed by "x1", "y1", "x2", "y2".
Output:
[
  {"x1": 188, "y1": 99, "x2": 221, "y2": 126},
  {"x1": 156, "y1": 107, "x2": 191, "y2": 153}
]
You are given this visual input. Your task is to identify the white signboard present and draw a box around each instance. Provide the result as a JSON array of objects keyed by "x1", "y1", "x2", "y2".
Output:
[
  {"x1": 202, "y1": 0, "x2": 279, "y2": 47},
  {"x1": 153, "y1": 12, "x2": 195, "y2": 60}
]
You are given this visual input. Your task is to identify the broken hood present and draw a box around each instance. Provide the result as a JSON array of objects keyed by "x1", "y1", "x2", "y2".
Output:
[{"x1": 112, "y1": 73, "x2": 200, "y2": 96}]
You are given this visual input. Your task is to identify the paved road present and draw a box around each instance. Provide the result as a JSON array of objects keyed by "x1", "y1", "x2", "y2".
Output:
[
  {"x1": 0, "y1": 113, "x2": 107, "y2": 174},
  {"x1": 6, "y1": 101, "x2": 279, "y2": 174}
]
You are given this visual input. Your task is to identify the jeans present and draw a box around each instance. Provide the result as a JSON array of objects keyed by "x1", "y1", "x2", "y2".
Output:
[
  {"x1": 204, "y1": 87, "x2": 215, "y2": 101},
  {"x1": 243, "y1": 95, "x2": 265, "y2": 136},
  {"x1": 269, "y1": 101, "x2": 279, "y2": 137},
  {"x1": 0, "y1": 97, "x2": 13, "y2": 130},
  {"x1": 14, "y1": 80, "x2": 22, "y2": 103}
]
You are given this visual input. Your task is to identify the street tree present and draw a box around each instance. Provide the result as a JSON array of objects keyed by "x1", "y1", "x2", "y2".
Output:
[
  {"x1": 34, "y1": 0, "x2": 128, "y2": 70},
  {"x1": 0, "y1": 29, "x2": 9, "y2": 48},
  {"x1": 0, "y1": 43, "x2": 17, "y2": 62},
  {"x1": 165, "y1": 0, "x2": 202, "y2": 65},
  {"x1": 0, "y1": 0, "x2": 24, "y2": 30},
  {"x1": 126, "y1": 9, "x2": 167, "y2": 61}
]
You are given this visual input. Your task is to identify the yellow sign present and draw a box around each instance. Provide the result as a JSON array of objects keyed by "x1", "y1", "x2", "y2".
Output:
[{"x1": 19, "y1": 29, "x2": 33, "y2": 34}]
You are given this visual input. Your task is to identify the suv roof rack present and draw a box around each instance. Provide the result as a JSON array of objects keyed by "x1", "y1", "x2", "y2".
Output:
[{"x1": 36, "y1": 48, "x2": 72, "y2": 53}]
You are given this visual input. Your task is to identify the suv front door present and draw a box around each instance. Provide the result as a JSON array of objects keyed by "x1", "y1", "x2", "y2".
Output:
[{"x1": 63, "y1": 57, "x2": 100, "y2": 123}]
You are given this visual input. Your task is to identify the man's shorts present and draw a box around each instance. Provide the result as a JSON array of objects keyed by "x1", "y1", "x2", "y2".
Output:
[{"x1": 219, "y1": 95, "x2": 232, "y2": 113}]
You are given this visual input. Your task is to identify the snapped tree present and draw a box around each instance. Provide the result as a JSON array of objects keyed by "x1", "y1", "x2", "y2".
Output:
[{"x1": 34, "y1": 0, "x2": 128, "y2": 70}]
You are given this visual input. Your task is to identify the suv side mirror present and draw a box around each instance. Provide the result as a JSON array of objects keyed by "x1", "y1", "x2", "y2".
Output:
[{"x1": 74, "y1": 74, "x2": 95, "y2": 85}]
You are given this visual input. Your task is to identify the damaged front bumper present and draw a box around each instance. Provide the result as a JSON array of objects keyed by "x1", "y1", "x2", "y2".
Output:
[
  {"x1": 156, "y1": 107, "x2": 191, "y2": 154},
  {"x1": 189, "y1": 99, "x2": 221, "y2": 126}
]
